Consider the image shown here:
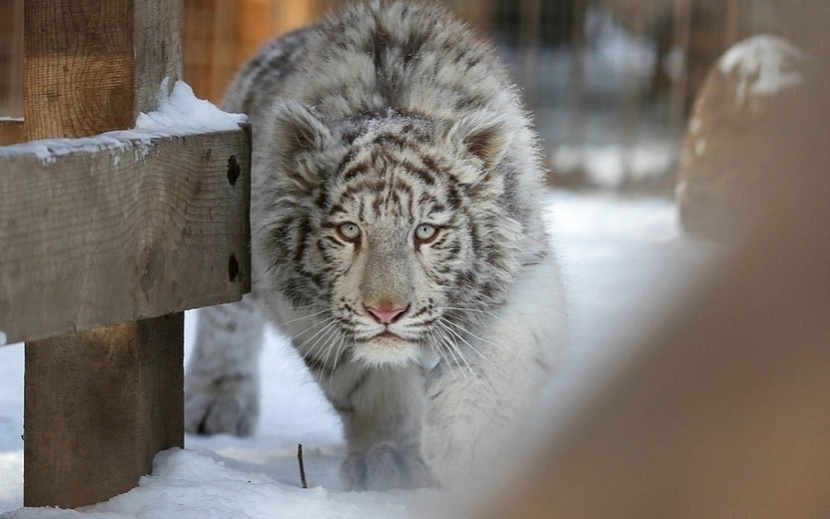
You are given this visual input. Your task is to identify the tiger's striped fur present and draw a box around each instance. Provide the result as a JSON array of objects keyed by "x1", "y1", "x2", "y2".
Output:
[{"x1": 185, "y1": 0, "x2": 567, "y2": 490}]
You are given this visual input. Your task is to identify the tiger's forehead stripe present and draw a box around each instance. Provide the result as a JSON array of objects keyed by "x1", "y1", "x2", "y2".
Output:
[
  {"x1": 327, "y1": 137, "x2": 458, "y2": 223},
  {"x1": 337, "y1": 173, "x2": 418, "y2": 222}
]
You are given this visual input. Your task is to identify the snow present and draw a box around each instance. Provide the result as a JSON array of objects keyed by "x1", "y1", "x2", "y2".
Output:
[
  {"x1": 0, "y1": 449, "x2": 443, "y2": 519},
  {"x1": 135, "y1": 79, "x2": 247, "y2": 133},
  {"x1": 0, "y1": 80, "x2": 245, "y2": 165},
  {"x1": 719, "y1": 34, "x2": 807, "y2": 103},
  {"x1": 0, "y1": 132, "x2": 153, "y2": 165},
  {"x1": 553, "y1": 143, "x2": 678, "y2": 189},
  {"x1": 0, "y1": 191, "x2": 713, "y2": 518}
]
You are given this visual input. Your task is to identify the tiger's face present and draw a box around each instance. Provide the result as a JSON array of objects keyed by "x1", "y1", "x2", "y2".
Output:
[{"x1": 257, "y1": 102, "x2": 522, "y2": 365}]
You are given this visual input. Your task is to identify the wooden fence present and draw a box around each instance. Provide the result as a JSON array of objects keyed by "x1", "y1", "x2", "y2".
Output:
[{"x1": 0, "y1": 0, "x2": 250, "y2": 508}]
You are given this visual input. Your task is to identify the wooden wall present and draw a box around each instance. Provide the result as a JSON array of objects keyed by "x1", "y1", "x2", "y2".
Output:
[
  {"x1": 181, "y1": 0, "x2": 493, "y2": 105},
  {"x1": 0, "y1": 0, "x2": 23, "y2": 118},
  {"x1": 183, "y1": 0, "x2": 329, "y2": 104}
]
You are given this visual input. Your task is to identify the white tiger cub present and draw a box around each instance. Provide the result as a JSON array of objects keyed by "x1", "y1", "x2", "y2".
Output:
[{"x1": 185, "y1": 0, "x2": 567, "y2": 490}]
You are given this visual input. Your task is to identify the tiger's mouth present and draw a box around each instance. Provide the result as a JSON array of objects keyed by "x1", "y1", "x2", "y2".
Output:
[
  {"x1": 375, "y1": 330, "x2": 403, "y2": 340},
  {"x1": 352, "y1": 330, "x2": 421, "y2": 366}
]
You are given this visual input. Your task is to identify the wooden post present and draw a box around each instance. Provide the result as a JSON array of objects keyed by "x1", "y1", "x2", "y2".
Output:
[
  {"x1": 25, "y1": 315, "x2": 183, "y2": 508},
  {"x1": 568, "y1": 0, "x2": 587, "y2": 152},
  {"x1": 619, "y1": 3, "x2": 645, "y2": 182},
  {"x1": 0, "y1": 0, "x2": 25, "y2": 145},
  {"x1": 670, "y1": 0, "x2": 692, "y2": 133},
  {"x1": 0, "y1": 0, "x2": 23, "y2": 115},
  {"x1": 518, "y1": 0, "x2": 541, "y2": 110},
  {"x1": 724, "y1": 0, "x2": 740, "y2": 48},
  {"x1": 20, "y1": 0, "x2": 187, "y2": 508}
]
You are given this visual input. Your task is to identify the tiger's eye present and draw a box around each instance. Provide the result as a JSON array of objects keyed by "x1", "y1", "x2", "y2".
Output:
[
  {"x1": 414, "y1": 224, "x2": 438, "y2": 243},
  {"x1": 337, "y1": 222, "x2": 361, "y2": 242}
]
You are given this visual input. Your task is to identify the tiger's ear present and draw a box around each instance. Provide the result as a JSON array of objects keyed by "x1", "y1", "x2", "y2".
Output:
[
  {"x1": 271, "y1": 101, "x2": 334, "y2": 186},
  {"x1": 446, "y1": 112, "x2": 513, "y2": 171}
]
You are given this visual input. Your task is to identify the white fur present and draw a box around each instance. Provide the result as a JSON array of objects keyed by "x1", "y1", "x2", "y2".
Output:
[{"x1": 423, "y1": 252, "x2": 567, "y2": 484}]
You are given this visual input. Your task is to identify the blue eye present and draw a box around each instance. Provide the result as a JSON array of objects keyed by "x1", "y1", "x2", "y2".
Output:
[
  {"x1": 414, "y1": 224, "x2": 438, "y2": 243},
  {"x1": 337, "y1": 222, "x2": 361, "y2": 242}
]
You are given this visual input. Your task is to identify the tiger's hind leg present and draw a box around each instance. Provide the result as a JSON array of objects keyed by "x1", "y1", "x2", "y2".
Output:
[{"x1": 184, "y1": 293, "x2": 266, "y2": 436}]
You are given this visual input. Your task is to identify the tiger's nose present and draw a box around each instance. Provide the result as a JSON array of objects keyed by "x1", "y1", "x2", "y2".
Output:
[{"x1": 365, "y1": 302, "x2": 408, "y2": 324}]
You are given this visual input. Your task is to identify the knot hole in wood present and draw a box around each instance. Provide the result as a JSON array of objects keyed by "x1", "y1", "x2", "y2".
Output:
[
  {"x1": 227, "y1": 155, "x2": 240, "y2": 186},
  {"x1": 228, "y1": 253, "x2": 241, "y2": 282}
]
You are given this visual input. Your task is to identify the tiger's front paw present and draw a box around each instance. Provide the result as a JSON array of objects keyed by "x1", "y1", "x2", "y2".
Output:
[
  {"x1": 184, "y1": 373, "x2": 259, "y2": 436},
  {"x1": 340, "y1": 442, "x2": 437, "y2": 491}
]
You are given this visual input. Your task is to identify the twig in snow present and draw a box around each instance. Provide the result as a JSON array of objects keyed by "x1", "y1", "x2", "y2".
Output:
[{"x1": 298, "y1": 443, "x2": 308, "y2": 489}]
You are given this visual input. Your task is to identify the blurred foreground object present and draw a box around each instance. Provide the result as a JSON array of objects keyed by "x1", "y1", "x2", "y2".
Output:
[{"x1": 478, "y1": 2, "x2": 830, "y2": 517}]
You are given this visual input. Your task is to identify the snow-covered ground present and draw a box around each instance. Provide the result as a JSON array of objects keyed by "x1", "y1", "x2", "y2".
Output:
[{"x1": 0, "y1": 190, "x2": 713, "y2": 518}]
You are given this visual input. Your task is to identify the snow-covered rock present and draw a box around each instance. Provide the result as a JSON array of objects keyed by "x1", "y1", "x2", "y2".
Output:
[{"x1": 676, "y1": 34, "x2": 809, "y2": 239}]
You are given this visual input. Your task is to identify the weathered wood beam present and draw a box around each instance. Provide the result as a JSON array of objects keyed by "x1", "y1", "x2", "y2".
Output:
[{"x1": 0, "y1": 126, "x2": 251, "y2": 344}]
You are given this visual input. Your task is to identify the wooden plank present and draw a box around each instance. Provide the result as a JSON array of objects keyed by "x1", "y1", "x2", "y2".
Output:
[
  {"x1": 0, "y1": 119, "x2": 24, "y2": 145},
  {"x1": 236, "y1": 0, "x2": 276, "y2": 65},
  {"x1": 0, "y1": 0, "x2": 24, "y2": 119},
  {"x1": 271, "y1": 0, "x2": 324, "y2": 38},
  {"x1": 518, "y1": 0, "x2": 541, "y2": 109},
  {"x1": 209, "y1": 0, "x2": 238, "y2": 104},
  {"x1": 670, "y1": 0, "x2": 692, "y2": 132},
  {"x1": 25, "y1": 313, "x2": 184, "y2": 508},
  {"x1": 23, "y1": 0, "x2": 135, "y2": 139},
  {"x1": 0, "y1": 126, "x2": 251, "y2": 344},
  {"x1": 568, "y1": 0, "x2": 587, "y2": 149}
]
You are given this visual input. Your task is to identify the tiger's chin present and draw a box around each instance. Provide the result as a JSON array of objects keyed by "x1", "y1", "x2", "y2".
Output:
[{"x1": 351, "y1": 332, "x2": 421, "y2": 367}]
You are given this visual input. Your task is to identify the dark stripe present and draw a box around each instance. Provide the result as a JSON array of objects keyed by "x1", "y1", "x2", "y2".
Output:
[
  {"x1": 400, "y1": 159, "x2": 435, "y2": 186},
  {"x1": 302, "y1": 354, "x2": 334, "y2": 379},
  {"x1": 346, "y1": 372, "x2": 369, "y2": 401},
  {"x1": 342, "y1": 158, "x2": 372, "y2": 182},
  {"x1": 339, "y1": 179, "x2": 386, "y2": 201},
  {"x1": 392, "y1": 448, "x2": 412, "y2": 487},
  {"x1": 209, "y1": 373, "x2": 252, "y2": 389},
  {"x1": 420, "y1": 155, "x2": 439, "y2": 172},
  {"x1": 333, "y1": 403, "x2": 356, "y2": 414},
  {"x1": 292, "y1": 218, "x2": 311, "y2": 262},
  {"x1": 402, "y1": 30, "x2": 428, "y2": 66}
]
